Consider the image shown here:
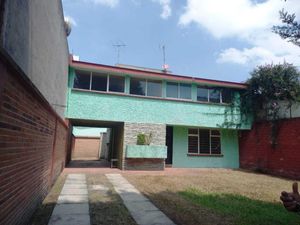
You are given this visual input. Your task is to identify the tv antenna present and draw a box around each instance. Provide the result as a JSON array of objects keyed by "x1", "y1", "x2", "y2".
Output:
[
  {"x1": 113, "y1": 42, "x2": 126, "y2": 64},
  {"x1": 160, "y1": 44, "x2": 169, "y2": 72}
]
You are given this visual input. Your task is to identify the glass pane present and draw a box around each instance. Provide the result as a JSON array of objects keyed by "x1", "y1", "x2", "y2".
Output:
[
  {"x1": 109, "y1": 75, "x2": 125, "y2": 93},
  {"x1": 211, "y1": 130, "x2": 220, "y2": 136},
  {"x1": 188, "y1": 136, "x2": 198, "y2": 153},
  {"x1": 179, "y1": 84, "x2": 192, "y2": 99},
  {"x1": 197, "y1": 87, "x2": 208, "y2": 102},
  {"x1": 209, "y1": 89, "x2": 221, "y2": 103},
  {"x1": 91, "y1": 73, "x2": 107, "y2": 91},
  {"x1": 222, "y1": 89, "x2": 232, "y2": 104},
  {"x1": 188, "y1": 129, "x2": 198, "y2": 135},
  {"x1": 147, "y1": 80, "x2": 162, "y2": 97},
  {"x1": 199, "y1": 129, "x2": 210, "y2": 154},
  {"x1": 130, "y1": 78, "x2": 146, "y2": 96},
  {"x1": 211, "y1": 136, "x2": 221, "y2": 154},
  {"x1": 166, "y1": 82, "x2": 178, "y2": 98},
  {"x1": 73, "y1": 71, "x2": 90, "y2": 90}
]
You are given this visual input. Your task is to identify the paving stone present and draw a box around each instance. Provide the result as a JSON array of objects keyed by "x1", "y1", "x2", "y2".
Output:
[
  {"x1": 63, "y1": 184, "x2": 87, "y2": 189},
  {"x1": 48, "y1": 214, "x2": 90, "y2": 225},
  {"x1": 68, "y1": 174, "x2": 86, "y2": 179},
  {"x1": 61, "y1": 188, "x2": 88, "y2": 195},
  {"x1": 65, "y1": 180, "x2": 87, "y2": 184},
  {"x1": 57, "y1": 195, "x2": 88, "y2": 204},
  {"x1": 52, "y1": 204, "x2": 89, "y2": 215}
]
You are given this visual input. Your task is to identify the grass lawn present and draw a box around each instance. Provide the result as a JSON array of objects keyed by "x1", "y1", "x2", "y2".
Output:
[{"x1": 124, "y1": 169, "x2": 300, "y2": 225}]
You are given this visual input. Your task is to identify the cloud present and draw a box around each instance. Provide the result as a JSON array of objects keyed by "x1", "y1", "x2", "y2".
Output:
[
  {"x1": 64, "y1": 15, "x2": 77, "y2": 27},
  {"x1": 179, "y1": 0, "x2": 300, "y2": 66},
  {"x1": 86, "y1": 0, "x2": 119, "y2": 8},
  {"x1": 152, "y1": 0, "x2": 172, "y2": 19}
]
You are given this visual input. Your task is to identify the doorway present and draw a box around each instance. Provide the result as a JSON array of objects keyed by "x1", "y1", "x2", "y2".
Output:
[{"x1": 165, "y1": 126, "x2": 173, "y2": 165}]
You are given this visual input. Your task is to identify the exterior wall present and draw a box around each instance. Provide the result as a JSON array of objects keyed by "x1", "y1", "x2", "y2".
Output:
[
  {"x1": 100, "y1": 129, "x2": 111, "y2": 159},
  {"x1": 72, "y1": 137, "x2": 100, "y2": 160},
  {"x1": 123, "y1": 123, "x2": 166, "y2": 170},
  {"x1": 68, "y1": 90, "x2": 248, "y2": 129},
  {"x1": 1, "y1": 0, "x2": 69, "y2": 118},
  {"x1": 172, "y1": 126, "x2": 239, "y2": 168},
  {"x1": 239, "y1": 119, "x2": 300, "y2": 179},
  {"x1": 0, "y1": 56, "x2": 68, "y2": 225}
]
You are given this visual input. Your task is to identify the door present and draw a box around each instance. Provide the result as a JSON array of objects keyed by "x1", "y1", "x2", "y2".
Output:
[{"x1": 165, "y1": 126, "x2": 173, "y2": 164}]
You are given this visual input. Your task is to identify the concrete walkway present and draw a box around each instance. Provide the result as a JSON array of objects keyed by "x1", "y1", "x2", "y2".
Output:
[
  {"x1": 48, "y1": 174, "x2": 90, "y2": 225},
  {"x1": 106, "y1": 174, "x2": 176, "y2": 225}
]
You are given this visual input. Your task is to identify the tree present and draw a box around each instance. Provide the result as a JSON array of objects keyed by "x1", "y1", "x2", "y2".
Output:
[
  {"x1": 273, "y1": 9, "x2": 300, "y2": 47},
  {"x1": 241, "y1": 63, "x2": 300, "y2": 146}
]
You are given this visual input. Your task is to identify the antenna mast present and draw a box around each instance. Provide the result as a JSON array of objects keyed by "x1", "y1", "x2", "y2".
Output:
[
  {"x1": 113, "y1": 43, "x2": 126, "y2": 64},
  {"x1": 161, "y1": 44, "x2": 169, "y2": 72}
]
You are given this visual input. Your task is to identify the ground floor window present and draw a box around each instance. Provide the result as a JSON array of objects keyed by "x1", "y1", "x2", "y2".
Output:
[{"x1": 188, "y1": 128, "x2": 221, "y2": 155}]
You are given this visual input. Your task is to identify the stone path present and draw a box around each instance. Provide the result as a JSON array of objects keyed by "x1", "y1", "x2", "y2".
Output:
[
  {"x1": 48, "y1": 174, "x2": 90, "y2": 225},
  {"x1": 106, "y1": 173, "x2": 176, "y2": 225}
]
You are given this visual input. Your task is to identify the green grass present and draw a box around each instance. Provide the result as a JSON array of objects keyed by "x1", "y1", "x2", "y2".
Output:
[{"x1": 180, "y1": 189, "x2": 300, "y2": 225}]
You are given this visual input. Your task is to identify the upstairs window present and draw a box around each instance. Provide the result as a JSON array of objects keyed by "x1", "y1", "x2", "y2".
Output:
[
  {"x1": 147, "y1": 80, "x2": 162, "y2": 97},
  {"x1": 222, "y1": 89, "x2": 233, "y2": 104},
  {"x1": 209, "y1": 89, "x2": 221, "y2": 103},
  {"x1": 188, "y1": 128, "x2": 221, "y2": 155},
  {"x1": 91, "y1": 73, "x2": 107, "y2": 91},
  {"x1": 166, "y1": 82, "x2": 178, "y2": 98},
  {"x1": 179, "y1": 84, "x2": 192, "y2": 99},
  {"x1": 109, "y1": 75, "x2": 125, "y2": 93},
  {"x1": 130, "y1": 78, "x2": 146, "y2": 96},
  {"x1": 197, "y1": 87, "x2": 208, "y2": 102},
  {"x1": 74, "y1": 70, "x2": 91, "y2": 90}
]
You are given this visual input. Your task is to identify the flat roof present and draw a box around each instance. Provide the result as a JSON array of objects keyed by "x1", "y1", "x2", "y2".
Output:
[{"x1": 70, "y1": 59, "x2": 247, "y2": 89}]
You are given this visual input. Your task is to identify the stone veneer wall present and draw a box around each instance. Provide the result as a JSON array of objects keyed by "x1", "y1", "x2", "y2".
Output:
[{"x1": 123, "y1": 123, "x2": 166, "y2": 170}]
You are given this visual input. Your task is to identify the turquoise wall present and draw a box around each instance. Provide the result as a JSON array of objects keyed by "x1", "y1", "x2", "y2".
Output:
[{"x1": 172, "y1": 126, "x2": 239, "y2": 168}]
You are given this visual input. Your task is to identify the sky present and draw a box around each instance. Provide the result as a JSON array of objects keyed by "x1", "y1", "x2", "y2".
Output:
[{"x1": 62, "y1": 0, "x2": 300, "y2": 83}]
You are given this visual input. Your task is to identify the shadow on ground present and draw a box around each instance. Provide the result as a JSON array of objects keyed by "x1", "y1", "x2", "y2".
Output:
[{"x1": 67, "y1": 160, "x2": 110, "y2": 168}]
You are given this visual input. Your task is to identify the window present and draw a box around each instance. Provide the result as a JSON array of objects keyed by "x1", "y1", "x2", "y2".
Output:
[
  {"x1": 222, "y1": 89, "x2": 232, "y2": 104},
  {"x1": 130, "y1": 78, "x2": 146, "y2": 96},
  {"x1": 209, "y1": 89, "x2": 221, "y2": 103},
  {"x1": 166, "y1": 82, "x2": 178, "y2": 98},
  {"x1": 109, "y1": 75, "x2": 125, "y2": 93},
  {"x1": 179, "y1": 84, "x2": 192, "y2": 99},
  {"x1": 197, "y1": 87, "x2": 208, "y2": 102},
  {"x1": 91, "y1": 73, "x2": 107, "y2": 91},
  {"x1": 188, "y1": 128, "x2": 221, "y2": 155},
  {"x1": 147, "y1": 80, "x2": 162, "y2": 97},
  {"x1": 73, "y1": 70, "x2": 91, "y2": 90}
]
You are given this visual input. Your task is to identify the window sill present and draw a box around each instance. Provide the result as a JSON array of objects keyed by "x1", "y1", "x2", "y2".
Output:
[{"x1": 187, "y1": 153, "x2": 224, "y2": 157}]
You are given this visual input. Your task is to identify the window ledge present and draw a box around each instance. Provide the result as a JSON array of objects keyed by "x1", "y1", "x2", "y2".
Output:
[{"x1": 187, "y1": 153, "x2": 224, "y2": 157}]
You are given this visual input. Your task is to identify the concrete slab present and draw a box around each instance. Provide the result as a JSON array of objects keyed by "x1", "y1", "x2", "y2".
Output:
[
  {"x1": 63, "y1": 184, "x2": 87, "y2": 189},
  {"x1": 52, "y1": 204, "x2": 89, "y2": 215},
  {"x1": 65, "y1": 180, "x2": 87, "y2": 184},
  {"x1": 57, "y1": 195, "x2": 88, "y2": 204},
  {"x1": 48, "y1": 214, "x2": 90, "y2": 225},
  {"x1": 61, "y1": 188, "x2": 88, "y2": 195},
  {"x1": 68, "y1": 174, "x2": 85, "y2": 179},
  {"x1": 106, "y1": 173, "x2": 176, "y2": 225}
]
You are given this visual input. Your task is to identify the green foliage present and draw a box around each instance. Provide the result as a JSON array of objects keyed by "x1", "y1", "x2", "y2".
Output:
[
  {"x1": 180, "y1": 189, "x2": 300, "y2": 225},
  {"x1": 242, "y1": 63, "x2": 300, "y2": 121},
  {"x1": 273, "y1": 9, "x2": 300, "y2": 47},
  {"x1": 241, "y1": 63, "x2": 300, "y2": 147},
  {"x1": 136, "y1": 133, "x2": 152, "y2": 145}
]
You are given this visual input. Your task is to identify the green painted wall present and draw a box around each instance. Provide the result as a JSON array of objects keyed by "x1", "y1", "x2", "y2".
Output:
[
  {"x1": 172, "y1": 126, "x2": 239, "y2": 168},
  {"x1": 126, "y1": 145, "x2": 167, "y2": 158}
]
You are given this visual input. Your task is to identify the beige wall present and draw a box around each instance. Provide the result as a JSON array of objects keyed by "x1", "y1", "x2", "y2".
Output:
[{"x1": 72, "y1": 137, "x2": 100, "y2": 160}]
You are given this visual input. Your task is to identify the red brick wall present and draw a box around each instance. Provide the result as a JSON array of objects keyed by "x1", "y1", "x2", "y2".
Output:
[
  {"x1": 72, "y1": 137, "x2": 100, "y2": 160},
  {"x1": 239, "y1": 118, "x2": 300, "y2": 179},
  {"x1": 0, "y1": 55, "x2": 68, "y2": 224}
]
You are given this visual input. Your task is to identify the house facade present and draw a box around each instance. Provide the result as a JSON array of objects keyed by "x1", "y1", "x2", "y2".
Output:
[{"x1": 66, "y1": 58, "x2": 251, "y2": 170}]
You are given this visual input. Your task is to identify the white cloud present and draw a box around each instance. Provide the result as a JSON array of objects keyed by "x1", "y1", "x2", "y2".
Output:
[
  {"x1": 179, "y1": 0, "x2": 300, "y2": 66},
  {"x1": 152, "y1": 0, "x2": 172, "y2": 19},
  {"x1": 86, "y1": 0, "x2": 119, "y2": 8},
  {"x1": 64, "y1": 15, "x2": 77, "y2": 27}
]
